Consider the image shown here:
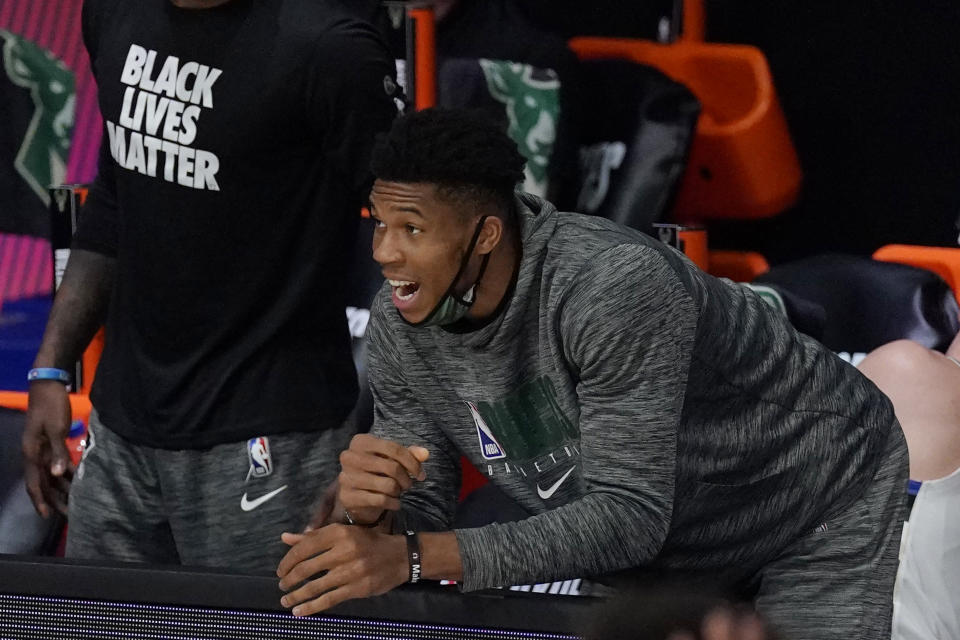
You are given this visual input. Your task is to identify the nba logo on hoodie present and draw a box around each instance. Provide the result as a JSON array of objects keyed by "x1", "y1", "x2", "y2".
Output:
[
  {"x1": 466, "y1": 401, "x2": 506, "y2": 460},
  {"x1": 247, "y1": 437, "x2": 273, "y2": 478}
]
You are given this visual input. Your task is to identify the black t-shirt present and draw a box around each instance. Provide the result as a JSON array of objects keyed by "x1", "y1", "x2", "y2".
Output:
[{"x1": 76, "y1": 0, "x2": 397, "y2": 448}]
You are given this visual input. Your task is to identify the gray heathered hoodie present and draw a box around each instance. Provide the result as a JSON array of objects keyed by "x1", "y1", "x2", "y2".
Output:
[{"x1": 367, "y1": 193, "x2": 898, "y2": 592}]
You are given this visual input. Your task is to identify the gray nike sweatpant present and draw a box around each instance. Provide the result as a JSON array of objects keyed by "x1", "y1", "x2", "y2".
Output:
[
  {"x1": 754, "y1": 422, "x2": 909, "y2": 640},
  {"x1": 65, "y1": 411, "x2": 353, "y2": 574}
]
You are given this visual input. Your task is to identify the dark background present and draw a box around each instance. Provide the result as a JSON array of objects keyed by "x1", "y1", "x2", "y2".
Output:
[
  {"x1": 524, "y1": 0, "x2": 960, "y2": 263},
  {"x1": 8, "y1": 1, "x2": 959, "y2": 265}
]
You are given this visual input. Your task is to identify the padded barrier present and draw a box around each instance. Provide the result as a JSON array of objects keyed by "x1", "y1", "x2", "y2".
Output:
[{"x1": 0, "y1": 556, "x2": 594, "y2": 639}]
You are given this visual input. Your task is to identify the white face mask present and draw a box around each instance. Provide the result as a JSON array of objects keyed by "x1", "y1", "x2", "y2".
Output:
[{"x1": 403, "y1": 216, "x2": 490, "y2": 328}]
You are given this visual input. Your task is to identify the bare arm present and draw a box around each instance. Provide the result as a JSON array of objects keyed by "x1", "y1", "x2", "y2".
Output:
[
  {"x1": 23, "y1": 248, "x2": 115, "y2": 517},
  {"x1": 858, "y1": 338, "x2": 960, "y2": 481},
  {"x1": 33, "y1": 248, "x2": 115, "y2": 370}
]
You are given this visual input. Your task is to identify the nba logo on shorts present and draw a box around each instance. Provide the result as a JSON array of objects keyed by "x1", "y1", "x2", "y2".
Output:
[{"x1": 247, "y1": 437, "x2": 273, "y2": 478}]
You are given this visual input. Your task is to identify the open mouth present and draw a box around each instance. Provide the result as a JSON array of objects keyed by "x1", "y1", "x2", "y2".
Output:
[{"x1": 389, "y1": 279, "x2": 421, "y2": 302}]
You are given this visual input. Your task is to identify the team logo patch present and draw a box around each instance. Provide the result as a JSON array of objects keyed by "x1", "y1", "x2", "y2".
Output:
[
  {"x1": 247, "y1": 437, "x2": 273, "y2": 478},
  {"x1": 466, "y1": 401, "x2": 506, "y2": 460}
]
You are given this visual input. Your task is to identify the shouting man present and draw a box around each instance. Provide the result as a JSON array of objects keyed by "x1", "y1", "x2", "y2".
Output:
[{"x1": 278, "y1": 108, "x2": 907, "y2": 640}]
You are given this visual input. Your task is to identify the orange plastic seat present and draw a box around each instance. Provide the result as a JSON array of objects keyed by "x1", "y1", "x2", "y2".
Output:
[
  {"x1": 708, "y1": 250, "x2": 770, "y2": 282},
  {"x1": 569, "y1": 36, "x2": 801, "y2": 222},
  {"x1": 873, "y1": 245, "x2": 960, "y2": 303}
]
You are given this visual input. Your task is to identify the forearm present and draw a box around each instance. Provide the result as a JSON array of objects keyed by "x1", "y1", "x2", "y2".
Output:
[
  {"x1": 33, "y1": 249, "x2": 115, "y2": 369},
  {"x1": 391, "y1": 500, "x2": 452, "y2": 533},
  {"x1": 455, "y1": 491, "x2": 669, "y2": 592},
  {"x1": 420, "y1": 531, "x2": 463, "y2": 582},
  {"x1": 379, "y1": 530, "x2": 463, "y2": 584}
]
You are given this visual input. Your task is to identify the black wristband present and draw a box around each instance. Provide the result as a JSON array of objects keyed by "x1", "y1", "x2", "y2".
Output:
[{"x1": 405, "y1": 530, "x2": 421, "y2": 584}]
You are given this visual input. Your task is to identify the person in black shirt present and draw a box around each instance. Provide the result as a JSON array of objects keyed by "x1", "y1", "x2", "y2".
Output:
[{"x1": 22, "y1": 0, "x2": 397, "y2": 572}]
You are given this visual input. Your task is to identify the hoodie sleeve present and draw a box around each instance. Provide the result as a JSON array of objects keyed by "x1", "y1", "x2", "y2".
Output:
[
  {"x1": 366, "y1": 289, "x2": 463, "y2": 533},
  {"x1": 453, "y1": 244, "x2": 698, "y2": 590}
]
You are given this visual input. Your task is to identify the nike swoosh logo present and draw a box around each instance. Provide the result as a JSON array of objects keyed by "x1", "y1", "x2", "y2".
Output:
[
  {"x1": 537, "y1": 467, "x2": 576, "y2": 500},
  {"x1": 240, "y1": 485, "x2": 288, "y2": 512}
]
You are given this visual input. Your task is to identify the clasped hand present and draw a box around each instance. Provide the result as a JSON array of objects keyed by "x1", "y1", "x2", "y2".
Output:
[
  {"x1": 278, "y1": 433, "x2": 429, "y2": 616},
  {"x1": 277, "y1": 524, "x2": 407, "y2": 616}
]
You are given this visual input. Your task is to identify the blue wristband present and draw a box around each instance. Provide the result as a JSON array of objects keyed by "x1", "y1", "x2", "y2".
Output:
[{"x1": 27, "y1": 368, "x2": 73, "y2": 386}]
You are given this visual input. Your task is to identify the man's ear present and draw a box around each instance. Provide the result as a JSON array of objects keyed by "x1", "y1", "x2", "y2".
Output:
[{"x1": 476, "y1": 215, "x2": 504, "y2": 256}]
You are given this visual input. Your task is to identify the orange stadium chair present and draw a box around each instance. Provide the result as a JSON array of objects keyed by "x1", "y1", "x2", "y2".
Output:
[
  {"x1": 0, "y1": 390, "x2": 92, "y2": 427},
  {"x1": 708, "y1": 249, "x2": 770, "y2": 282},
  {"x1": 873, "y1": 244, "x2": 960, "y2": 304},
  {"x1": 569, "y1": 0, "x2": 801, "y2": 280},
  {"x1": 569, "y1": 33, "x2": 801, "y2": 222}
]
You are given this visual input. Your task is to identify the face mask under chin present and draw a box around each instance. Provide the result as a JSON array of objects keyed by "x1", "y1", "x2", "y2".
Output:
[
  {"x1": 403, "y1": 216, "x2": 490, "y2": 328},
  {"x1": 411, "y1": 283, "x2": 477, "y2": 327}
]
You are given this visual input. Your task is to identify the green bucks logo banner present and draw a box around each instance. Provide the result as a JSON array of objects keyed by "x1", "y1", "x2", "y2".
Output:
[
  {"x1": 478, "y1": 60, "x2": 560, "y2": 198},
  {"x1": 1, "y1": 29, "x2": 75, "y2": 207}
]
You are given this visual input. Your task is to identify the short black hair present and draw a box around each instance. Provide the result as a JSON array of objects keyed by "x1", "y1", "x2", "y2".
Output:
[{"x1": 370, "y1": 108, "x2": 527, "y2": 217}]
